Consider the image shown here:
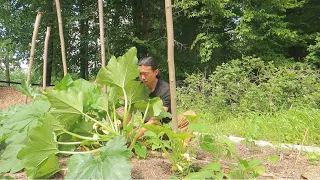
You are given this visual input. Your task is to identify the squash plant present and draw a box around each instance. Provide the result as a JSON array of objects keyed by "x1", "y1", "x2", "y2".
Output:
[{"x1": 0, "y1": 47, "x2": 170, "y2": 179}]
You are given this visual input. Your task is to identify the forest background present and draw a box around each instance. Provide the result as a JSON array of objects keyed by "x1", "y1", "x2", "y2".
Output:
[{"x1": 1, "y1": 0, "x2": 320, "y2": 145}]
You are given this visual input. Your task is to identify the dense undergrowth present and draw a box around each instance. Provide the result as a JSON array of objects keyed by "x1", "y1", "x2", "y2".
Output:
[{"x1": 177, "y1": 57, "x2": 320, "y2": 146}]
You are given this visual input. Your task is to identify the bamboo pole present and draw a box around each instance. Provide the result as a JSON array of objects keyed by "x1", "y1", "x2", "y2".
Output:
[
  {"x1": 55, "y1": 0, "x2": 67, "y2": 76},
  {"x1": 164, "y1": 0, "x2": 178, "y2": 133},
  {"x1": 43, "y1": 26, "x2": 51, "y2": 90},
  {"x1": 25, "y1": 12, "x2": 42, "y2": 104},
  {"x1": 98, "y1": 0, "x2": 106, "y2": 67}
]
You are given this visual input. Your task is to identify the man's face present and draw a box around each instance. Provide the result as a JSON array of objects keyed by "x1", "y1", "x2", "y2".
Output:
[{"x1": 138, "y1": 65, "x2": 158, "y2": 86}]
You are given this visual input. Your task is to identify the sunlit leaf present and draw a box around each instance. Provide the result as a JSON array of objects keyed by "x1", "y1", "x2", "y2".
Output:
[
  {"x1": 268, "y1": 155, "x2": 279, "y2": 163},
  {"x1": 54, "y1": 74, "x2": 74, "y2": 90},
  {"x1": 0, "y1": 143, "x2": 24, "y2": 173},
  {"x1": 71, "y1": 79, "x2": 103, "y2": 112},
  {"x1": 96, "y1": 47, "x2": 139, "y2": 88},
  {"x1": 134, "y1": 142, "x2": 147, "y2": 159},
  {"x1": 254, "y1": 166, "x2": 266, "y2": 175},
  {"x1": 203, "y1": 162, "x2": 222, "y2": 171},
  {"x1": 184, "y1": 170, "x2": 212, "y2": 179},
  {"x1": 1, "y1": 100, "x2": 50, "y2": 139},
  {"x1": 65, "y1": 136, "x2": 131, "y2": 179},
  {"x1": 126, "y1": 80, "x2": 149, "y2": 104},
  {"x1": 17, "y1": 118, "x2": 59, "y2": 179},
  {"x1": 134, "y1": 97, "x2": 171, "y2": 119},
  {"x1": 188, "y1": 122, "x2": 212, "y2": 132},
  {"x1": 45, "y1": 88, "x2": 83, "y2": 126}
]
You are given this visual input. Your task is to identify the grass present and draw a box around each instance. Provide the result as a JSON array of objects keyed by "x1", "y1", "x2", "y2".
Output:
[{"x1": 197, "y1": 107, "x2": 320, "y2": 146}]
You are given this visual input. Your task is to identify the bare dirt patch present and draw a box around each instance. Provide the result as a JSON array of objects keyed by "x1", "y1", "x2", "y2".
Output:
[
  {"x1": 0, "y1": 87, "x2": 30, "y2": 111},
  {"x1": 2, "y1": 87, "x2": 320, "y2": 179}
]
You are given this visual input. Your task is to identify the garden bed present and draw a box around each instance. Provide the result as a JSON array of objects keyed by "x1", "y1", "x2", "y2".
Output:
[
  {"x1": 5, "y1": 142, "x2": 320, "y2": 179},
  {"x1": 1, "y1": 87, "x2": 320, "y2": 179}
]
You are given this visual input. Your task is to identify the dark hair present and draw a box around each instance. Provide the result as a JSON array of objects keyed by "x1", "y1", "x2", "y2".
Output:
[{"x1": 138, "y1": 56, "x2": 161, "y2": 78}]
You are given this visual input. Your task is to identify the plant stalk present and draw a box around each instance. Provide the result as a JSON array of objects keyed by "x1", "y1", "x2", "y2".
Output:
[
  {"x1": 129, "y1": 102, "x2": 149, "y2": 151},
  {"x1": 83, "y1": 113, "x2": 118, "y2": 136},
  {"x1": 62, "y1": 129, "x2": 99, "y2": 141},
  {"x1": 59, "y1": 147, "x2": 104, "y2": 155},
  {"x1": 57, "y1": 141, "x2": 82, "y2": 145},
  {"x1": 122, "y1": 88, "x2": 129, "y2": 128}
]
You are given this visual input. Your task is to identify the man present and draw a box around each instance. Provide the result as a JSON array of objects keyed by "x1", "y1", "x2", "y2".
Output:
[{"x1": 137, "y1": 56, "x2": 196, "y2": 142}]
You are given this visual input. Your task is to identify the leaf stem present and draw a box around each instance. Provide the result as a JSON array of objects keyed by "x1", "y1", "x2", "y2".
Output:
[
  {"x1": 59, "y1": 147, "x2": 104, "y2": 155},
  {"x1": 122, "y1": 88, "x2": 128, "y2": 128},
  {"x1": 129, "y1": 102, "x2": 149, "y2": 151},
  {"x1": 83, "y1": 113, "x2": 119, "y2": 136},
  {"x1": 62, "y1": 129, "x2": 99, "y2": 141},
  {"x1": 57, "y1": 141, "x2": 82, "y2": 145},
  {"x1": 112, "y1": 104, "x2": 118, "y2": 133},
  {"x1": 105, "y1": 95, "x2": 116, "y2": 132}
]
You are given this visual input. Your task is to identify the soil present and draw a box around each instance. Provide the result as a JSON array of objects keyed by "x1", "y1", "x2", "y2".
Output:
[{"x1": 1, "y1": 87, "x2": 320, "y2": 179}]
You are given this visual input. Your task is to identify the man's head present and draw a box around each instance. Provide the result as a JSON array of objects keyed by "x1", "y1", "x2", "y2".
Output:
[{"x1": 138, "y1": 56, "x2": 159, "y2": 88}]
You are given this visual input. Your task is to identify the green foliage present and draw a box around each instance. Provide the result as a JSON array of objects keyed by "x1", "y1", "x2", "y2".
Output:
[
  {"x1": 0, "y1": 48, "x2": 170, "y2": 179},
  {"x1": 16, "y1": 81, "x2": 41, "y2": 99},
  {"x1": 178, "y1": 57, "x2": 320, "y2": 114},
  {"x1": 187, "y1": 135, "x2": 265, "y2": 179},
  {"x1": 306, "y1": 34, "x2": 320, "y2": 64},
  {"x1": 218, "y1": 108, "x2": 320, "y2": 146},
  {"x1": 142, "y1": 124, "x2": 193, "y2": 176},
  {"x1": 178, "y1": 57, "x2": 320, "y2": 145},
  {"x1": 65, "y1": 136, "x2": 131, "y2": 179},
  {"x1": 17, "y1": 118, "x2": 59, "y2": 179},
  {"x1": 0, "y1": 144, "x2": 24, "y2": 173}
]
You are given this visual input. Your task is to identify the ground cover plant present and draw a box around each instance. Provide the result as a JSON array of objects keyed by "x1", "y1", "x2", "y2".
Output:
[{"x1": 177, "y1": 57, "x2": 320, "y2": 146}]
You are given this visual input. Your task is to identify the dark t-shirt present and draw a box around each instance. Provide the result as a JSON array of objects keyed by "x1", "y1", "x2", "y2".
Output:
[{"x1": 146, "y1": 79, "x2": 171, "y2": 123}]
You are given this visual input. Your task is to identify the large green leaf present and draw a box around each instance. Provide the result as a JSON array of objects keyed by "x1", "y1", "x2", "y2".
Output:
[
  {"x1": 134, "y1": 97, "x2": 172, "y2": 119},
  {"x1": 71, "y1": 79, "x2": 103, "y2": 112},
  {"x1": 54, "y1": 74, "x2": 74, "y2": 90},
  {"x1": 45, "y1": 88, "x2": 83, "y2": 126},
  {"x1": 17, "y1": 118, "x2": 59, "y2": 179},
  {"x1": 65, "y1": 136, "x2": 131, "y2": 179},
  {"x1": 1, "y1": 100, "x2": 50, "y2": 142},
  {"x1": 126, "y1": 81, "x2": 149, "y2": 104},
  {"x1": 142, "y1": 124, "x2": 191, "y2": 141},
  {"x1": 0, "y1": 143, "x2": 24, "y2": 173},
  {"x1": 96, "y1": 47, "x2": 139, "y2": 88},
  {"x1": 32, "y1": 154, "x2": 60, "y2": 179}
]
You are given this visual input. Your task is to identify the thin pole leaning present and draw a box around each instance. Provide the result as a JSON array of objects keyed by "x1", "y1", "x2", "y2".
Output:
[
  {"x1": 25, "y1": 12, "x2": 42, "y2": 104},
  {"x1": 43, "y1": 26, "x2": 51, "y2": 90},
  {"x1": 55, "y1": 0, "x2": 67, "y2": 76},
  {"x1": 164, "y1": 0, "x2": 178, "y2": 133}
]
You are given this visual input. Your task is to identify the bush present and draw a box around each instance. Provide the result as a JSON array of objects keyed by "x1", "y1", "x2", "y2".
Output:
[{"x1": 177, "y1": 57, "x2": 320, "y2": 116}]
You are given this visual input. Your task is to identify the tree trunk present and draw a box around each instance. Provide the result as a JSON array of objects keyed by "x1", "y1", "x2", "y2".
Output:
[
  {"x1": 5, "y1": 60, "x2": 10, "y2": 87},
  {"x1": 79, "y1": 0, "x2": 89, "y2": 79}
]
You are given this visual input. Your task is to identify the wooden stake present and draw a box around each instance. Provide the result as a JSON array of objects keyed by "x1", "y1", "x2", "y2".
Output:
[
  {"x1": 164, "y1": 0, "x2": 178, "y2": 133},
  {"x1": 98, "y1": 0, "x2": 106, "y2": 67},
  {"x1": 55, "y1": 0, "x2": 67, "y2": 76},
  {"x1": 43, "y1": 26, "x2": 51, "y2": 90},
  {"x1": 25, "y1": 12, "x2": 42, "y2": 104}
]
